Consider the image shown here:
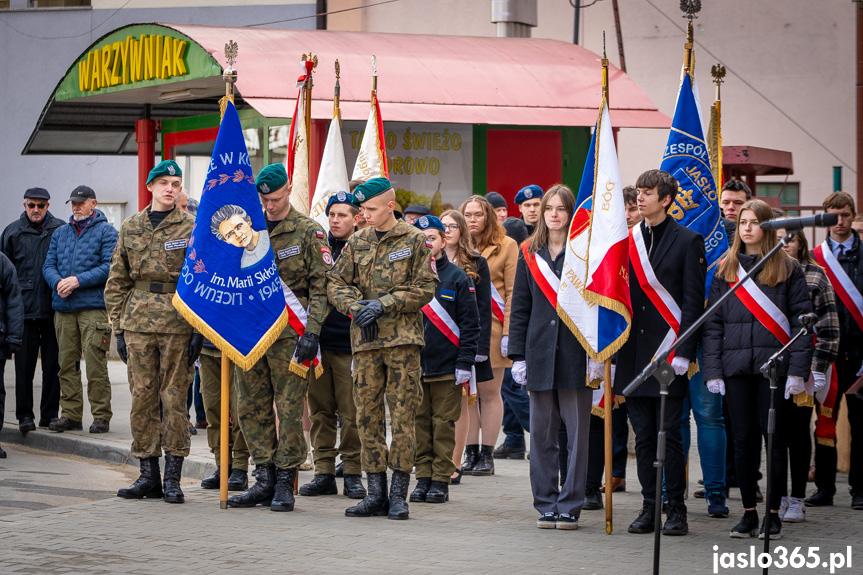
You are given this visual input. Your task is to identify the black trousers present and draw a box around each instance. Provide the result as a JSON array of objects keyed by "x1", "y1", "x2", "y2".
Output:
[
  {"x1": 814, "y1": 356, "x2": 863, "y2": 495},
  {"x1": 586, "y1": 408, "x2": 630, "y2": 490},
  {"x1": 0, "y1": 358, "x2": 6, "y2": 433},
  {"x1": 725, "y1": 374, "x2": 787, "y2": 510},
  {"x1": 782, "y1": 399, "x2": 812, "y2": 499},
  {"x1": 15, "y1": 318, "x2": 60, "y2": 423},
  {"x1": 627, "y1": 396, "x2": 686, "y2": 507}
]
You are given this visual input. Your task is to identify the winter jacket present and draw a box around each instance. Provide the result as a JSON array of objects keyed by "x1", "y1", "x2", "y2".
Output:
[
  {"x1": 702, "y1": 253, "x2": 813, "y2": 381},
  {"x1": 320, "y1": 232, "x2": 352, "y2": 352},
  {"x1": 1, "y1": 211, "x2": 64, "y2": 319},
  {"x1": 0, "y1": 252, "x2": 24, "y2": 351},
  {"x1": 821, "y1": 231, "x2": 863, "y2": 362},
  {"x1": 42, "y1": 209, "x2": 118, "y2": 312},
  {"x1": 420, "y1": 254, "x2": 479, "y2": 377}
]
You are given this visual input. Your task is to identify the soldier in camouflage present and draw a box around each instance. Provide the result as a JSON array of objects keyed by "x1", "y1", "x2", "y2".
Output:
[
  {"x1": 105, "y1": 160, "x2": 203, "y2": 504},
  {"x1": 327, "y1": 177, "x2": 438, "y2": 520},
  {"x1": 227, "y1": 163, "x2": 330, "y2": 513}
]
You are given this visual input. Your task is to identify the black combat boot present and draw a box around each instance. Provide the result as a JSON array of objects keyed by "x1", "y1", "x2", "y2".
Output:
[
  {"x1": 227, "y1": 464, "x2": 276, "y2": 508},
  {"x1": 409, "y1": 477, "x2": 431, "y2": 502},
  {"x1": 343, "y1": 474, "x2": 367, "y2": 499},
  {"x1": 470, "y1": 445, "x2": 495, "y2": 476},
  {"x1": 425, "y1": 480, "x2": 449, "y2": 503},
  {"x1": 163, "y1": 455, "x2": 185, "y2": 504},
  {"x1": 271, "y1": 468, "x2": 297, "y2": 512},
  {"x1": 628, "y1": 503, "x2": 656, "y2": 534},
  {"x1": 227, "y1": 468, "x2": 248, "y2": 491},
  {"x1": 345, "y1": 471, "x2": 389, "y2": 517},
  {"x1": 388, "y1": 470, "x2": 411, "y2": 520},
  {"x1": 117, "y1": 457, "x2": 163, "y2": 499},
  {"x1": 462, "y1": 444, "x2": 480, "y2": 475},
  {"x1": 201, "y1": 466, "x2": 221, "y2": 489},
  {"x1": 299, "y1": 473, "x2": 338, "y2": 496}
]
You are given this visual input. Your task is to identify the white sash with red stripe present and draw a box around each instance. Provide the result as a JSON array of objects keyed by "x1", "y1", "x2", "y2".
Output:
[
  {"x1": 629, "y1": 225, "x2": 682, "y2": 360},
  {"x1": 281, "y1": 279, "x2": 323, "y2": 378},
  {"x1": 521, "y1": 243, "x2": 560, "y2": 308},
  {"x1": 422, "y1": 297, "x2": 460, "y2": 347},
  {"x1": 490, "y1": 281, "x2": 505, "y2": 324},
  {"x1": 813, "y1": 241, "x2": 863, "y2": 332},
  {"x1": 729, "y1": 263, "x2": 791, "y2": 345}
]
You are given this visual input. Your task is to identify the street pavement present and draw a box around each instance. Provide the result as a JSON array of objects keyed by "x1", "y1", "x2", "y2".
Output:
[{"x1": 1, "y1": 359, "x2": 861, "y2": 574}]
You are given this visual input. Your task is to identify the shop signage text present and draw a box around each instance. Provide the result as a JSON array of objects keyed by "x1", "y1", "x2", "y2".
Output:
[{"x1": 77, "y1": 34, "x2": 189, "y2": 92}]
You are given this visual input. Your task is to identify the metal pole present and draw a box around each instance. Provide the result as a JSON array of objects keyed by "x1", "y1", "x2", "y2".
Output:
[
  {"x1": 611, "y1": 0, "x2": 626, "y2": 72},
  {"x1": 219, "y1": 354, "x2": 230, "y2": 509},
  {"x1": 573, "y1": 0, "x2": 580, "y2": 45},
  {"x1": 603, "y1": 359, "x2": 613, "y2": 534}
]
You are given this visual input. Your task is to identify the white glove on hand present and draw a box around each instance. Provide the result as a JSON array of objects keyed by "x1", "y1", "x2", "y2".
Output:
[
  {"x1": 706, "y1": 379, "x2": 725, "y2": 395},
  {"x1": 671, "y1": 356, "x2": 690, "y2": 377},
  {"x1": 784, "y1": 375, "x2": 806, "y2": 399},
  {"x1": 475, "y1": 355, "x2": 488, "y2": 363},
  {"x1": 812, "y1": 371, "x2": 828, "y2": 392},
  {"x1": 857, "y1": 362, "x2": 863, "y2": 378},
  {"x1": 500, "y1": 335, "x2": 509, "y2": 358},
  {"x1": 512, "y1": 360, "x2": 526, "y2": 386},
  {"x1": 587, "y1": 358, "x2": 604, "y2": 382},
  {"x1": 455, "y1": 369, "x2": 472, "y2": 385}
]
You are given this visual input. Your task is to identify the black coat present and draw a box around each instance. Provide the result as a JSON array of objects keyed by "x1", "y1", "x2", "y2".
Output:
[
  {"x1": 0, "y1": 252, "x2": 24, "y2": 351},
  {"x1": 472, "y1": 255, "x2": 492, "y2": 358},
  {"x1": 1, "y1": 211, "x2": 64, "y2": 320},
  {"x1": 702, "y1": 254, "x2": 814, "y2": 381},
  {"x1": 319, "y1": 233, "x2": 352, "y2": 352},
  {"x1": 822, "y1": 231, "x2": 863, "y2": 362},
  {"x1": 508, "y1": 246, "x2": 587, "y2": 392},
  {"x1": 613, "y1": 218, "x2": 706, "y2": 398}
]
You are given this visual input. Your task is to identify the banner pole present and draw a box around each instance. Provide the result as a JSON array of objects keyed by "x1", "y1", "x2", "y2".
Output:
[
  {"x1": 604, "y1": 359, "x2": 614, "y2": 534},
  {"x1": 220, "y1": 354, "x2": 230, "y2": 509}
]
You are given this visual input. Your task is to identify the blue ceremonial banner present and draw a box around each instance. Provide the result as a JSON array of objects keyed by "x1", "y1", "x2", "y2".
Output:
[
  {"x1": 660, "y1": 74, "x2": 728, "y2": 294},
  {"x1": 173, "y1": 101, "x2": 288, "y2": 370}
]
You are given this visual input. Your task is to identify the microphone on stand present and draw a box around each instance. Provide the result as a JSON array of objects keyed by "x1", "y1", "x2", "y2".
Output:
[{"x1": 760, "y1": 213, "x2": 838, "y2": 231}]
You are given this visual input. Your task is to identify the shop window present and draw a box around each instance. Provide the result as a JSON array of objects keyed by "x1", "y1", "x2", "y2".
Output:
[
  {"x1": 757, "y1": 182, "x2": 800, "y2": 215},
  {"x1": 0, "y1": 2, "x2": 10, "y2": 8},
  {"x1": 268, "y1": 125, "x2": 290, "y2": 168},
  {"x1": 244, "y1": 128, "x2": 264, "y2": 176}
]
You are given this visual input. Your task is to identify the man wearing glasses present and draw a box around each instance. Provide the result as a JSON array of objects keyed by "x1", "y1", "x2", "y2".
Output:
[{"x1": 1, "y1": 188, "x2": 64, "y2": 434}]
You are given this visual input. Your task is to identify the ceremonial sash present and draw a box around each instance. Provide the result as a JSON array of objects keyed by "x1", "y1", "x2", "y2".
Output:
[
  {"x1": 813, "y1": 242, "x2": 863, "y2": 332},
  {"x1": 281, "y1": 279, "x2": 323, "y2": 378},
  {"x1": 629, "y1": 225, "x2": 682, "y2": 361},
  {"x1": 490, "y1": 281, "x2": 505, "y2": 324},
  {"x1": 729, "y1": 263, "x2": 791, "y2": 345},
  {"x1": 521, "y1": 243, "x2": 560, "y2": 308},
  {"x1": 422, "y1": 297, "x2": 460, "y2": 347},
  {"x1": 815, "y1": 365, "x2": 839, "y2": 446}
]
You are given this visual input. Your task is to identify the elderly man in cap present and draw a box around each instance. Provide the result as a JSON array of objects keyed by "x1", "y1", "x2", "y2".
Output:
[
  {"x1": 1, "y1": 187, "x2": 64, "y2": 434},
  {"x1": 106, "y1": 160, "x2": 202, "y2": 504},
  {"x1": 43, "y1": 185, "x2": 118, "y2": 433},
  {"x1": 403, "y1": 204, "x2": 431, "y2": 226},
  {"x1": 328, "y1": 177, "x2": 438, "y2": 520}
]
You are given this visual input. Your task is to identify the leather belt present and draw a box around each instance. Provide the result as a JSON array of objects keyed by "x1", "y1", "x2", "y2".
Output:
[{"x1": 134, "y1": 281, "x2": 177, "y2": 294}]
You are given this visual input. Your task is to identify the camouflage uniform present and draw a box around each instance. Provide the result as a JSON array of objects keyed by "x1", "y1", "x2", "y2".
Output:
[
  {"x1": 327, "y1": 220, "x2": 437, "y2": 473},
  {"x1": 198, "y1": 346, "x2": 250, "y2": 470},
  {"x1": 104, "y1": 206, "x2": 195, "y2": 459},
  {"x1": 235, "y1": 207, "x2": 330, "y2": 470}
]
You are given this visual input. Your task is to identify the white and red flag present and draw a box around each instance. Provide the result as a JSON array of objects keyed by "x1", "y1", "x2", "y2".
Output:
[
  {"x1": 287, "y1": 58, "x2": 314, "y2": 215},
  {"x1": 351, "y1": 80, "x2": 388, "y2": 181},
  {"x1": 309, "y1": 106, "x2": 350, "y2": 233}
]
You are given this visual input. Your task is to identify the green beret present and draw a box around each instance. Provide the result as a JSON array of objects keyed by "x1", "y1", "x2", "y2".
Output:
[
  {"x1": 146, "y1": 160, "x2": 182, "y2": 184},
  {"x1": 256, "y1": 164, "x2": 288, "y2": 195},
  {"x1": 352, "y1": 177, "x2": 393, "y2": 206}
]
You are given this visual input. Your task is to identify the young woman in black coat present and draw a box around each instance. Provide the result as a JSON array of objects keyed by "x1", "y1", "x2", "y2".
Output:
[{"x1": 702, "y1": 199, "x2": 813, "y2": 540}]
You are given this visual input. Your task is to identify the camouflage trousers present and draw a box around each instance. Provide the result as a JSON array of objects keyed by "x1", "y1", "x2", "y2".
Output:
[
  {"x1": 125, "y1": 331, "x2": 193, "y2": 459},
  {"x1": 353, "y1": 345, "x2": 422, "y2": 474},
  {"x1": 235, "y1": 337, "x2": 308, "y2": 469},
  {"x1": 414, "y1": 374, "x2": 462, "y2": 483},
  {"x1": 198, "y1": 348, "x2": 250, "y2": 471},
  {"x1": 309, "y1": 349, "x2": 361, "y2": 475},
  {"x1": 54, "y1": 309, "x2": 112, "y2": 423}
]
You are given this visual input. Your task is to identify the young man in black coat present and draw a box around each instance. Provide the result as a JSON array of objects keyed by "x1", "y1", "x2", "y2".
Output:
[{"x1": 613, "y1": 170, "x2": 706, "y2": 536}]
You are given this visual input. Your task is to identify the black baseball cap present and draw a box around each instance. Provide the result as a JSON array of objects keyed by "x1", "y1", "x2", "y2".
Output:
[{"x1": 67, "y1": 185, "x2": 96, "y2": 203}]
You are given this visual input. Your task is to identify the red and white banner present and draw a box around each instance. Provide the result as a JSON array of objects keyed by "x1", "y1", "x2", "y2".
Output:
[
  {"x1": 490, "y1": 281, "x2": 505, "y2": 324},
  {"x1": 522, "y1": 243, "x2": 560, "y2": 308},
  {"x1": 351, "y1": 90, "x2": 388, "y2": 181},
  {"x1": 309, "y1": 106, "x2": 350, "y2": 233},
  {"x1": 813, "y1": 242, "x2": 863, "y2": 332},
  {"x1": 281, "y1": 278, "x2": 323, "y2": 378},
  {"x1": 730, "y1": 263, "x2": 791, "y2": 345},
  {"x1": 287, "y1": 59, "x2": 315, "y2": 215},
  {"x1": 422, "y1": 297, "x2": 460, "y2": 347}
]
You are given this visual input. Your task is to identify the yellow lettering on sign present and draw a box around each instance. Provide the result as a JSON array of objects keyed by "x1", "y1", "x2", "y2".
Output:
[
  {"x1": 110, "y1": 42, "x2": 122, "y2": 86},
  {"x1": 78, "y1": 58, "x2": 91, "y2": 91},
  {"x1": 154, "y1": 35, "x2": 163, "y2": 80},
  {"x1": 143, "y1": 35, "x2": 155, "y2": 80},
  {"x1": 90, "y1": 49, "x2": 101, "y2": 90},
  {"x1": 129, "y1": 38, "x2": 143, "y2": 83},
  {"x1": 119, "y1": 39, "x2": 131, "y2": 84},
  {"x1": 160, "y1": 35, "x2": 172, "y2": 80},
  {"x1": 173, "y1": 39, "x2": 187, "y2": 76},
  {"x1": 101, "y1": 45, "x2": 112, "y2": 88}
]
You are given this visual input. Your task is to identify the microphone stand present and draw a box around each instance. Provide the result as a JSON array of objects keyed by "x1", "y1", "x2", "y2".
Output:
[{"x1": 622, "y1": 233, "x2": 794, "y2": 575}]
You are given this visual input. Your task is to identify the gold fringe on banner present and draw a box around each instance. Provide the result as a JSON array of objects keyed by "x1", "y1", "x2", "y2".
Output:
[
  {"x1": 816, "y1": 437, "x2": 835, "y2": 447},
  {"x1": 794, "y1": 393, "x2": 815, "y2": 408}
]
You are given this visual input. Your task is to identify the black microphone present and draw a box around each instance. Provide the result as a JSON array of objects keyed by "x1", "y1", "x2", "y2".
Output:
[
  {"x1": 798, "y1": 313, "x2": 819, "y2": 328},
  {"x1": 760, "y1": 213, "x2": 838, "y2": 231}
]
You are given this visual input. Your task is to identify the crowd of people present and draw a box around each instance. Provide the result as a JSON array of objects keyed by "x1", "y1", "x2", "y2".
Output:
[{"x1": 1, "y1": 165, "x2": 862, "y2": 540}]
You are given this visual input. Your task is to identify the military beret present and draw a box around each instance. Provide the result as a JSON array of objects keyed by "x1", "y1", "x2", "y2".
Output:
[
  {"x1": 413, "y1": 215, "x2": 446, "y2": 234},
  {"x1": 352, "y1": 177, "x2": 393, "y2": 206},
  {"x1": 514, "y1": 185, "x2": 543, "y2": 205},
  {"x1": 24, "y1": 187, "x2": 50, "y2": 200},
  {"x1": 66, "y1": 185, "x2": 96, "y2": 203},
  {"x1": 404, "y1": 204, "x2": 431, "y2": 217},
  {"x1": 485, "y1": 192, "x2": 507, "y2": 210},
  {"x1": 146, "y1": 160, "x2": 182, "y2": 184},
  {"x1": 325, "y1": 190, "x2": 355, "y2": 216},
  {"x1": 256, "y1": 164, "x2": 288, "y2": 195}
]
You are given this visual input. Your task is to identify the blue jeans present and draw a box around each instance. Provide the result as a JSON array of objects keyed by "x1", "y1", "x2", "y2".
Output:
[
  {"x1": 500, "y1": 368, "x2": 530, "y2": 448},
  {"x1": 681, "y1": 351, "x2": 726, "y2": 494}
]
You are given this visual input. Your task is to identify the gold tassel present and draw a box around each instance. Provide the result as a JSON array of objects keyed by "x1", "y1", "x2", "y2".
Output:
[
  {"x1": 289, "y1": 359, "x2": 309, "y2": 378},
  {"x1": 218, "y1": 94, "x2": 235, "y2": 121},
  {"x1": 314, "y1": 362, "x2": 324, "y2": 379},
  {"x1": 819, "y1": 405, "x2": 834, "y2": 419},
  {"x1": 687, "y1": 358, "x2": 700, "y2": 379},
  {"x1": 591, "y1": 404, "x2": 605, "y2": 418},
  {"x1": 816, "y1": 437, "x2": 835, "y2": 447},
  {"x1": 794, "y1": 393, "x2": 814, "y2": 408}
]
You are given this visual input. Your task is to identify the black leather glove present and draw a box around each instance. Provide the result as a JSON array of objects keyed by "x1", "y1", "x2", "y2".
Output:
[
  {"x1": 187, "y1": 333, "x2": 204, "y2": 367},
  {"x1": 115, "y1": 333, "x2": 128, "y2": 364},
  {"x1": 295, "y1": 333, "x2": 319, "y2": 364},
  {"x1": 4, "y1": 342, "x2": 20, "y2": 358},
  {"x1": 354, "y1": 299, "x2": 384, "y2": 328},
  {"x1": 361, "y1": 321, "x2": 379, "y2": 343}
]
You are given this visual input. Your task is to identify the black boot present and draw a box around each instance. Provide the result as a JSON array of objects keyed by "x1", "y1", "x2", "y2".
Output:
[
  {"x1": 118, "y1": 457, "x2": 163, "y2": 499},
  {"x1": 582, "y1": 487, "x2": 603, "y2": 510},
  {"x1": 388, "y1": 470, "x2": 411, "y2": 520},
  {"x1": 758, "y1": 513, "x2": 782, "y2": 540},
  {"x1": 729, "y1": 510, "x2": 759, "y2": 538},
  {"x1": 343, "y1": 474, "x2": 367, "y2": 499},
  {"x1": 462, "y1": 444, "x2": 480, "y2": 474},
  {"x1": 227, "y1": 468, "x2": 248, "y2": 491},
  {"x1": 201, "y1": 466, "x2": 221, "y2": 489},
  {"x1": 425, "y1": 480, "x2": 449, "y2": 503},
  {"x1": 299, "y1": 473, "x2": 338, "y2": 496},
  {"x1": 271, "y1": 468, "x2": 297, "y2": 512},
  {"x1": 804, "y1": 489, "x2": 834, "y2": 507},
  {"x1": 346, "y1": 471, "x2": 389, "y2": 517},
  {"x1": 471, "y1": 445, "x2": 495, "y2": 476},
  {"x1": 163, "y1": 455, "x2": 185, "y2": 504},
  {"x1": 409, "y1": 477, "x2": 431, "y2": 502},
  {"x1": 662, "y1": 504, "x2": 689, "y2": 536},
  {"x1": 227, "y1": 464, "x2": 276, "y2": 508},
  {"x1": 628, "y1": 503, "x2": 656, "y2": 534}
]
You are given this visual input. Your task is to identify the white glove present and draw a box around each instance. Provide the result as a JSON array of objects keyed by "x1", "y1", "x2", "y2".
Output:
[
  {"x1": 784, "y1": 375, "x2": 806, "y2": 399},
  {"x1": 475, "y1": 355, "x2": 488, "y2": 363},
  {"x1": 455, "y1": 369, "x2": 472, "y2": 385},
  {"x1": 500, "y1": 335, "x2": 509, "y2": 357},
  {"x1": 671, "y1": 356, "x2": 689, "y2": 377},
  {"x1": 512, "y1": 360, "x2": 526, "y2": 386},
  {"x1": 587, "y1": 358, "x2": 604, "y2": 382},
  {"x1": 812, "y1": 372, "x2": 828, "y2": 392},
  {"x1": 857, "y1": 362, "x2": 863, "y2": 378},
  {"x1": 706, "y1": 379, "x2": 725, "y2": 395}
]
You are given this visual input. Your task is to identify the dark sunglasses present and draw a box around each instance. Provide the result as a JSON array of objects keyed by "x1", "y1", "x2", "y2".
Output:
[{"x1": 26, "y1": 202, "x2": 47, "y2": 209}]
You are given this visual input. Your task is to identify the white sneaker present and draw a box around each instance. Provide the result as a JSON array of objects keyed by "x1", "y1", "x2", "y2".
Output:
[
  {"x1": 784, "y1": 497, "x2": 806, "y2": 523},
  {"x1": 778, "y1": 496, "x2": 789, "y2": 520}
]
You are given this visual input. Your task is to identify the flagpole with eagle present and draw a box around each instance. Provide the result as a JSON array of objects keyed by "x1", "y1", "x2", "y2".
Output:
[
  {"x1": 707, "y1": 63, "x2": 726, "y2": 189},
  {"x1": 288, "y1": 53, "x2": 317, "y2": 215},
  {"x1": 352, "y1": 55, "x2": 389, "y2": 181}
]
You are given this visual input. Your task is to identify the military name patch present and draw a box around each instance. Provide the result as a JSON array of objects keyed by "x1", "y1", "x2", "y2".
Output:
[
  {"x1": 388, "y1": 247, "x2": 412, "y2": 262},
  {"x1": 322, "y1": 247, "x2": 333, "y2": 265},
  {"x1": 277, "y1": 245, "x2": 301, "y2": 259},
  {"x1": 164, "y1": 239, "x2": 188, "y2": 251}
]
